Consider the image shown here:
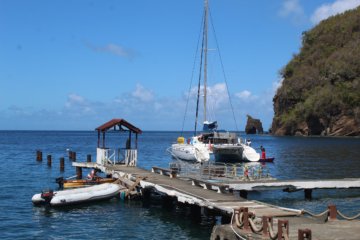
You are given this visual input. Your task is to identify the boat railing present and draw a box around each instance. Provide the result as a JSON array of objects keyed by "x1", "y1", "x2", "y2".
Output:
[{"x1": 169, "y1": 160, "x2": 272, "y2": 181}]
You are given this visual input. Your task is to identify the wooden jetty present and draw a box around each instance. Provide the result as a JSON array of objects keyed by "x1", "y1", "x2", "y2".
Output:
[
  {"x1": 73, "y1": 162, "x2": 303, "y2": 217},
  {"x1": 68, "y1": 119, "x2": 360, "y2": 239},
  {"x1": 74, "y1": 162, "x2": 360, "y2": 240}
]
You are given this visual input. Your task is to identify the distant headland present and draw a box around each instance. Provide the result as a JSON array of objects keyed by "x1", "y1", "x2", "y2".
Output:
[{"x1": 272, "y1": 7, "x2": 360, "y2": 136}]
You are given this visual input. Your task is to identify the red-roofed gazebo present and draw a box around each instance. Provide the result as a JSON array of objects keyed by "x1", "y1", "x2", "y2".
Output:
[{"x1": 95, "y1": 118, "x2": 142, "y2": 166}]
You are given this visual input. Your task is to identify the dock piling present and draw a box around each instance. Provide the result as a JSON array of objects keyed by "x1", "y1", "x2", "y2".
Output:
[
  {"x1": 304, "y1": 189, "x2": 312, "y2": 200},
  {"x1": 36, "y1": 150, "x2": 42, "y2": 161},
  {"x1": 239, "y1": 190, "x2": 248, "y2": 199},
  {"x1": 87, "y1": 154, "x2": 91, "y2": 162},
  {"x1": 298, "y1": 229, "x2": 312, "y2": 240},
  {"x1": 60, "y1": 157, "x2": 65, "y2": 171},
  {"x1": 68, "y1": 150, "x2": 73, "y2": 160},
  {"x1": 277, "y1": 220, "x2": 289, "y2": 240},
  {"x1": 262, "y1": 216, "x2": 273, "y2": 238},
  {"x1": 328, "y1": 205, "x2": 337, "y2": 221},
  {"x1": 72, "y1": 152, "x2": 76, "y2": 162},
  {"x1": 76, "y1": 167, "x2": 82, "y2": 179},
  {"x1": 47, "y1": 155, "x2": 52, "y2": 167}
]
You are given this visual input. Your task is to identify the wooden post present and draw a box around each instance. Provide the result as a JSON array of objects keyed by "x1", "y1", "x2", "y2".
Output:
[
  {"x1": 72, "y1": 152, "x2": 76, "y2": 162},
  {"x1": 304, "y1": 189, "x2": 312, "y2": 200},
  {"x1": 135, "y1": 133, "x2": 138, "y2": 149},
  {"x1": 277, "y1": 220, "x2": 289, "y2": 240},
  {"x1": 87, "y1": 154, "x2": 92, "y2": 162},
  {"x1": 36, "y1": 150, "x2": 42, "y2": 161},
  {"x1": 47, "y1": 155, "x2": 52, "y2": 166},
  {"x1": 298, "y1": 229, "x2": 312, "y2": 240},
  {"x1": 102, "y1": 132, "x2": 105, "y2": 148},
  {"x1": 68, "y1": 150, "x2": 73, "y2": 160},
  {"x1": 128, "y1": 131, "x2": 132, "y2": 149},
  {"x1": 97, "y1": 130, "x2": 100, "y2": 148},
  {"x1": 239, "y1": 190, "x2": 248, "y2": 199},
  {"x1": 242, "y1": 208, "x2": 252, "y2": 232},
  {"x1": 60, "y1": 157, "x2": 65, "y2": 171},
  {"x1": 262, "y1": 216, "x2": 273, "y2": 238},
  {"x1": 76, "y1": 167, "x2": 82, "y2": 179},
  {"x1": 328, "y1": 205, "x2": 337, "y2": 221}
]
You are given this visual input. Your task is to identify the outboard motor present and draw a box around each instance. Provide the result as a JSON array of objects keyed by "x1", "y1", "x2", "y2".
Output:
[
  {"x1": 55, "y1": 177, "x2": 64, "y2": 189},
  {"x1": 41, "y1": 190, "x2": 54, "y2": 204}
]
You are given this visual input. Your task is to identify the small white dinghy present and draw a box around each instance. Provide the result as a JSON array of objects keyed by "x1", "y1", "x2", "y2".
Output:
[{"x1": 32, "y1": 183, "x2": 123, "y2": 206}]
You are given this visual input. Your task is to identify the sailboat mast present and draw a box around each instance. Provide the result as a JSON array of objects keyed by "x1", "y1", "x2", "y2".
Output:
[{"x1": 203, "y1": 0, "x2": 208, "y2": 122}]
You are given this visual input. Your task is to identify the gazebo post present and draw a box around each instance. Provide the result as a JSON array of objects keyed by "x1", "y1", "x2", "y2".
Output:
[
  {"x1": 97, "y1": 130, "x2": 100, "y2": 148},
  {"x1": 128, "y1": 131, "x2": 132, "y2": 149},
  {"x1": 102, "y1": 131, "x2": 105, "y2": 148},
  {"x1": 135, "y1": 133, "x2": 138, "y2": 149}
]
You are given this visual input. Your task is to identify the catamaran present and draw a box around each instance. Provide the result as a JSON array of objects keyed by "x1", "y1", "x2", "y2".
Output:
[{"x1": 170, "y1": 0, "x2": 260, "y2": 163}]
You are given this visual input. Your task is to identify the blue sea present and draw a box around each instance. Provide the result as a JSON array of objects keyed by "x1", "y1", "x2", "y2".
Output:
[{"x1": 0, "y1": 131, "x2": 359, "y2": 239}]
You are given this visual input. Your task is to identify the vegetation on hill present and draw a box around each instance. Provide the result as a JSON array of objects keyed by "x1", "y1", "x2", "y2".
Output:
[{"x1": 272, "y1": 7, "x2": 360, "y2": 136}]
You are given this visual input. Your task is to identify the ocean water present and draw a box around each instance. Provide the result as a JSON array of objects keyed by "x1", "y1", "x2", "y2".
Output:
[{"x1": 0, "y1": 131, "x2": 359, "y2": 239}]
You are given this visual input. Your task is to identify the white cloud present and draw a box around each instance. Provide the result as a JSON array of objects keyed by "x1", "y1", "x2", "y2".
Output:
[
  {"x1": 278, "y1": 0, "x2": 306, "y2": 24},
  {"x1": 65, "y1": 93, "x2": 85, "y2": 107},
  {"x1": 273, "y1": 77, "x2": 284, "y2": 92},
  {"x1": 86, "y1": 42, "x2": 135, "y2": 59},
  {"x1": 279, "y1": 0, "x2": 304, "y2": 16},
  {"x1": 64, "y1": 93, "x2": 96, "y2": 115},
  {"x1": 131, "y1": 84, "x2": 154, "y2": 102},
  {"x1": 311, "y1": 0, "x2": 360, "y2": 24},
  {"x1": 189, "y1": 83, "x2": 228, "y2": 102},
  {"x1": 235, "y1": 90, "x2": 252, "y2": 100}
]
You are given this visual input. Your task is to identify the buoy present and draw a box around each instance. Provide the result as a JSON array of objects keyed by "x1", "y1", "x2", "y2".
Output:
[{"x1": 177, "y1": 137, "x2": 185, "y2": 144}]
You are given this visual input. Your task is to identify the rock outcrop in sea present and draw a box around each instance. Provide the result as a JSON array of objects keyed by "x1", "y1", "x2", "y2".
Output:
[
  {"x1": 271, "y1": 7, "x2": 360, "y2": 136},
  {"x1": 245, "y1": 115, "x2": 264, "y2": 134}
]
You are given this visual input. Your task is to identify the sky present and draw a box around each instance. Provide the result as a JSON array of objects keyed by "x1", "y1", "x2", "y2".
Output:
[{"x1": 1, "y1": 0, "x2": 360, "y2": 131}]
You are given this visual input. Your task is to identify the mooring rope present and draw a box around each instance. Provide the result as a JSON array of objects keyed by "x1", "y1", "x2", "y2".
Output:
[
  {"x1": 301, "y1": 209, "x2": 329, "y2": 218},
  {"x1": 268, "y1": 221, "x2": 278, "y2": 240},
  {"x1": 337, "y1": 210, "x2": 360, "y2": 220},
  {"x1": 234, "y1": 212, "x2": 244, "y2": 228},
  {"x1": 249, "y1": 217, "x2": 263, "y2": 233},
  {"x1": 230, "y1": 209, "x2": 247, "y2": 240}
]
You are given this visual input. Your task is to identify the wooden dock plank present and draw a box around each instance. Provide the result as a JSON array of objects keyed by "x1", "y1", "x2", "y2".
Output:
[
  {"x1": 73, "y1": 163, "x2": 359, "y2": 239},
  {"x1": 102, "y1": 165, "x2": 301, "y2": 217}
]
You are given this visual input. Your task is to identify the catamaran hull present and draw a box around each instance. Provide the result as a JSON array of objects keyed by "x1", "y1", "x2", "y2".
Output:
[
  {"x1": 171, "y1": 143, "x2": 210, "y2": 162},
  {"x1": 213, "y1": 144, "x2": 244, "y2": 162},
  {"x1": 171, "y1": 144, "x2": 197, "y2": 161},
  {"x1": 213, "y1": 144, "x2": 260, "y2": 162},
  {"x1": 32, "y1": 183, "x2": 123, "y2": 206}
]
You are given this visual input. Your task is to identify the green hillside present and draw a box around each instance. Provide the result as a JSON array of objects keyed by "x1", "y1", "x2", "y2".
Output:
[{"x1": 272, "y1": 7, "x2": 360, "y2": 136}]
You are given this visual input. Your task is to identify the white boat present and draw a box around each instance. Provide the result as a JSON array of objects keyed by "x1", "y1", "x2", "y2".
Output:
[
  {"x1": 213, "y1": 139, "x2": 260, "y2": 162},
  {"x1": 170, "y1": 0, "x2": 261, "y2": 163},
  {"x1": 171, "y1": 136, "x2": 210, "y2": 162},
  {"x1": 170, "y1": 0, "x2": 218, "y2": 163},
  {"x1": 32, "y1": 183, "x2": 124, "y2": 206}
]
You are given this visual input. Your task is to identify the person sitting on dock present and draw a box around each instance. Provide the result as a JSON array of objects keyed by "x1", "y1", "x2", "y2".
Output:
[
  {"x1": 87, "y1": 169, "x2": 99, "y2": 180},
  {"x1": 260, "y1": 146, "x2": 266, "y2": 159}
]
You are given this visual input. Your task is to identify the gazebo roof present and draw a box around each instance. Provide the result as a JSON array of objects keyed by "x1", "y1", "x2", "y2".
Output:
[{"x1": 95, "y1": 118, "x2": 142, "y2": 134}]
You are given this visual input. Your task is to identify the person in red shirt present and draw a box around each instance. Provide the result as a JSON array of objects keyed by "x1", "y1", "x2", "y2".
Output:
[{"x1": 260, "y1": 146, "x2": 266, "y2": 159}]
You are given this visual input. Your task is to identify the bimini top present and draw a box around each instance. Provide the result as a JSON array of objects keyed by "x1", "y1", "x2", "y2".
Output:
[{"x1": 95, "y1": 118, "x2": 142, "y2": 134}]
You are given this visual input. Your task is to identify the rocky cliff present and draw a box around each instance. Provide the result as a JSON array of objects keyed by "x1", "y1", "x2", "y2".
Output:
[{"x1": 272, "y1": 7, "x2": 360, "y2": 136}]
